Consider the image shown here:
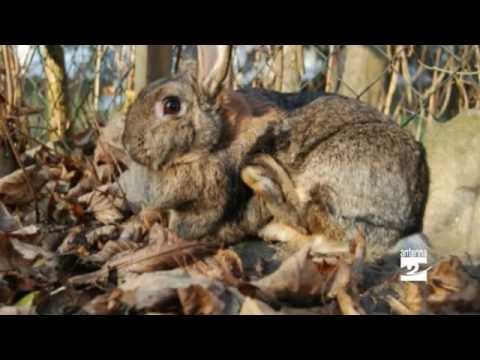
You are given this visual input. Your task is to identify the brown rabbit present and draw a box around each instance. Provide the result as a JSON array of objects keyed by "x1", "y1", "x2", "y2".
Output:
[
  {"x1": 240, "y1": 95, "x2": 430, "y2": 257},
  {"x1": 122, "y1": 45, "x2": 429, "y2": 256},
  {"x1": 123, "y1": 46, "x2": 283, "y2": 241}
]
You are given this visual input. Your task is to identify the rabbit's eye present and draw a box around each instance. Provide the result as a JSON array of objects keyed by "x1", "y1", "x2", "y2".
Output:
[{"x1": 163, "y1": 96, "x2": 182, "y2": 115}]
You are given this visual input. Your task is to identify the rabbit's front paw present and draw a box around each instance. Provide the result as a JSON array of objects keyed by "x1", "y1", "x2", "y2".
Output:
[
  {"x1": 168, "y1": 212, "x2": 193, "y2": 240},
  {"x1": 168, "y1": 209, "x2": 221, "y2": 241}
]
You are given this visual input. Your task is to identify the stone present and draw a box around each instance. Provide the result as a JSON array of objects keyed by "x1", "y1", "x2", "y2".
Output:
[{"x1": 422, "y1": 110, "x2": 480, "y2": 258}]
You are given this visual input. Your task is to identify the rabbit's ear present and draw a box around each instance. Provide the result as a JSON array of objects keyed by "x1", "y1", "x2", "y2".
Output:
[{"x1": 197, "y1": 45, "x2": 232, "y2": 98}]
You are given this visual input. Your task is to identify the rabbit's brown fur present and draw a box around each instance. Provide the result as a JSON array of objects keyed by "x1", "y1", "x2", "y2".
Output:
[
  {"x1": 122, "y1": 46, "x2": 429, "y2": 256},
  {"x1": 273, "y1": 96, "x2": 429, "y2": 254},
  {"x1": 237, "y1": 92, "x2": 429, "y2": 255},
  {"x1": 123, "y1": 72, "x2": 283, "y2": 240}
]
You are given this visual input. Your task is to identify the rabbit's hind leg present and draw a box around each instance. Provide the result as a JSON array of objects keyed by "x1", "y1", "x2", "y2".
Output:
[
  {"x1": 241, "y1": 156, "x2": 307, "y2": 229},
  {"x1": 259, "y1": 222, "x2": 316, "y2": 246},
  {"x1": 259, "y1": 222, "x2": 350, "y2": 257}
]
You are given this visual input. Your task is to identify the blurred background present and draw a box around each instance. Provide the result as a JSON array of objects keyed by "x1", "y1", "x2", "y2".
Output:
[{"x1": 2, "y1": 45, "x2": 479, "y2": 144}]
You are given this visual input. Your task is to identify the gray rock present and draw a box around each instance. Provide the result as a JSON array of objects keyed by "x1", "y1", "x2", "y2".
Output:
[
  {"x1": 422, "y1": 110, "x2": 480, "y2": 258},
  {"x1": 388, "y1": 233, "x2": 431, "y2": 254}
]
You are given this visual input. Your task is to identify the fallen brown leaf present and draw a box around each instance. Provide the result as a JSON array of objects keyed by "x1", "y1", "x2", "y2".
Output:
[
  {"x1": 0, "y1": 165, "x2": 52, "y2": 205},
  {"x1": 385, "y1": 295, "x2": 418, "y2": 316},
  {"x1": 68, "y1": 224, "x2": 219, "y2": 286},
  {"x1": 387, "y1": 282, "x2": 430, "y2": 315},
  {"x1": 9, "y1": 225, "x2": 42, "y2": 241},
  {"x1": 0, "y1": 232, "x2": 52, "y2": 273},
  {"x1": 118, "y1": 269, "x2": 214, "y2": 312},
  {"x1": 336, "y1": 289, "x2": 366, "y2": 315},
  {"x1": 57, "y1": 226, "x2": 85, "y2": 254},
  {"x1": 178, "y1": 283, "x2": 227, "y2": 315},
  {"x1": 239, "y1": 297, "x2": 284, "y2": 315},
  {"x1": 10, "y1": 238, "x2": 52, "y2": 262},
  {"x1": 83, "y1": 289, "x2": 125, "y2": 315},
  {"x1": 86, "y1": 240, "x2": 140, "y2": 265},
  {"x1": 178, "y1": 279, "x2": 246, "y2": 315},
  {"x1": 67, "y1": 173, "x2": 96, "y2": 199},
  {"x1": 253, "y1": 244, "x2": 339, "y2": 305},
  {"x1": 0, "y1": 202, "x2": 20, "y2": 232},
  {"x1": 0, "y1": 306, "x2": 36, "y2": 315},
  {"x1": 85, "y1": 225, "x2": 119, "y2": 246},
  {"x1": 427, "y1": 256, "x2": 480, "y2": 312},
  {"x1": 78, "y1": 185, "x2": 127, "y2": 225},
  {"x1": 95, "y1": 164, "x2": 116, "y2": 184},
  {"x1": 118, "y1": 220, "x2": 146, "y2": 244},
  {"x1": 186, "y1": 249, "x2": 245, "y2": 282}
]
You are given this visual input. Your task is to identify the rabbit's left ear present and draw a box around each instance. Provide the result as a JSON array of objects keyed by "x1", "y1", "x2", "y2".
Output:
[{"x1": 197, "y1": 45, "x2": 232, "y2": 98}]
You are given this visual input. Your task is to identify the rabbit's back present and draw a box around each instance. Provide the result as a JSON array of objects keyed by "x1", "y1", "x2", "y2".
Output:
[
  {"x1": 298, "y1": 123, "x2": 426, "y2": 223},
  {"x1": 268, "y1": 96, "x2": 429, "y2": 253},
  {"x1": 236, "y1": 88, "x2": 326, "y2": 111}
]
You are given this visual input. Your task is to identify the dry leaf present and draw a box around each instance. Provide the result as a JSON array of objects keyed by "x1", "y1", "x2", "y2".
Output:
[
  {"x1": 186, "y1": 249, "x2": 244, "y2": 281},
  {"x1": 10, "y1": 225, "x2": 41, "y2": 241},
  {"x1": 253, "y1": 230, "x2": 366, "y2": 307},
  {"x1": 427, "y1": 256, "x2": 480, "y2": 312},
  {"x1": 67, "y1": 173, "x2": 96, "y2": 198},
  {"x1": 327, "y1": 230, "x2": 367, "y2": 300},
  {"x1": 86, "y1": 240, "x2": 140, "y2": 265},
  {"x1": 336, "y1": 289, "x2": 366, "y2": 315},
  {"x1": 85, "y1": 225, "x2": 119, "y2": 246},
  {"x1": 0, "y1": 166, "x2": 51, "y2": 205},
  {"x1": 0, "y1": 233, "x2": 51, "y2": 273},
  {"x1": 95, "y1": 164, "x2": 116, "y2": 184},
  {"x1": 239, "y1": 297, "x2": 284, "y2": 315},
  {"x1": 78, "y1": 185, "x2": 126, "y2": 225},
  {"x1": 178, "y1": 284, "x2": 227, "y2": 315},
  {"x1": 68, "y1": 225, "x2": 219, "y2": 286},
  {"x1": 10, "y1": 239, "x2": 52, "y2": 262},
  {"x1": 0, "y1": 234, "x2": 15, "y2": 272},
  {"x1": 119, "y1": 269, "x2": 214, "y2": 311},
  {"x1": 310, "y1": 237, "x2": 350, "y2": 259},
  {"x1": 385, "y1": 295, "x2": 418, "y2": 316},
  {"x1": 253, "y1": 244, "x2": 339, "y2": 304},
  {"x1": 0, "y1": 202, "x2": 20, "y2": 232},
  {"x1": 118, "y1": 220, "x2": 146, "y2": 244},
  {"x1": 0, "y1": 306, "x2": 36, "y2": 315},
  {"x1": 327, "y1": 260, "x2": 353, "y2": 299},
  {"x1": 83, "y1": 289, "x2": 125, "y2": 315},
  {"x1": 57, "y1": 226, "x2": 84, "y2": 254},
  {"x1": 387, "y1": 282, "x2": 429, "y2": 315},
  {"x1": 178, "y1": 280, "x2": 245, "y2": 315}
]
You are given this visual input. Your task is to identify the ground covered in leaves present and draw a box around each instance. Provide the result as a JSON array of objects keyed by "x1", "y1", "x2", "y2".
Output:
[{"x1": 1, "y1": 125, "x2": 480, "y2": 316}]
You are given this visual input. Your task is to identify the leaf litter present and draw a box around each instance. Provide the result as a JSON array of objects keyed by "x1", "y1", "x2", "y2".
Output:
[{"x1": 1, "y1": 123, "x2": 480, "y2": 316}]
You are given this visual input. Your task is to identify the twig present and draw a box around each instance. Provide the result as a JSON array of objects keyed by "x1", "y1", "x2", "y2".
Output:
[
  {"x1": 0, "y1": 113, "x2": 40, "y2": 223},
  {"x1": 93, "y1": 45, "x2": 105, "y2": 112}
]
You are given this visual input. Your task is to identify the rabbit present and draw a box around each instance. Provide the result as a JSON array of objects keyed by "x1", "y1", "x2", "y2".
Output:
[
  {"x1": 123, "y1": 46, "x2": 285, "y2": 242},
  {"x1": 241, "y1": 99, "x2": 429, "y2": 257},
  {"x1": 122, "y1": 45, "x2": 429, "y2": 257},
  {"x1": 239, "y1": 94, "x2": 429, "y2": 257}
]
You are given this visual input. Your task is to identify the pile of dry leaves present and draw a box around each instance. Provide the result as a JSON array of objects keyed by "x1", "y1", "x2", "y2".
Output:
[{"x1": 1, "y1": 125, "x2": 480, "y2": 315}]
